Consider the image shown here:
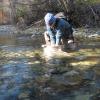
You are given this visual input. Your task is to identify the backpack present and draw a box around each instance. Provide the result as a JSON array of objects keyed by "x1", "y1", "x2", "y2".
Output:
[
  {"x1": 55, "y1": 12, "x2": 67, "y2": 20},
  {"x1": 55, "y1": 12, "x2": 72, "y2": 26}
]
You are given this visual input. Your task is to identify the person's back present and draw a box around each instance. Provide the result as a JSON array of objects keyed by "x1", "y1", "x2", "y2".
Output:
[
  {"x1": 56, "y1": 18, "x2": 71, "y2": 31},
  {"x1": 54, "y1": 18, "x2": 74, "y2": 41}
]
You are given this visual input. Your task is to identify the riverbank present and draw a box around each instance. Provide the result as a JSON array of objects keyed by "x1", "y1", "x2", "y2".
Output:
[{"x1": 0, "y1": 25, "x2": 100, "y2": 37}]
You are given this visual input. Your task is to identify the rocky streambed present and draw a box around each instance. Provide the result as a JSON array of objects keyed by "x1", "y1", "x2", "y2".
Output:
[{"x1": 0, "y1": 25, "x2": 100, "y2": 100}]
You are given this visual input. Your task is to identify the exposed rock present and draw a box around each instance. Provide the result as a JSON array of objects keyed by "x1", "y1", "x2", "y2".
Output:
[
  {"x1": 73, "y1": 28, "x2": 100, "y2": 41},
  {"x1": 88, "y1": 34, "x2": 100, "y2": 38},
  {"x1": 74, "y1": 55, "x2": 87, "y2": 61}
]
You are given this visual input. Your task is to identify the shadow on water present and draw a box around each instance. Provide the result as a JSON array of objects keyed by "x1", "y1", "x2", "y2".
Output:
[
  {"x1": 0, "y1": 29, "x2": 100, "y2": 100},
  {"x1": 0, "y1": 32, "x2": 42, "y2": 100}
]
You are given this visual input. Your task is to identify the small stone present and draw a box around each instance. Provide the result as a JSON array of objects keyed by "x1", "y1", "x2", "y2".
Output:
[
  {"x1": 93, "y1": 66, "x2": 100, "y2": 75},
  {"x1": 90, "y1": 92, "x2": 100, "y2": 100},
  {"x1": 75, "y1": 55, "x2": 87, "y2": 60},
  {"x1": 44, "y1": 73, "x2": 51, "y2": 78},
  {"x1": 88, "y1": 34, "x2": 99, "y2": 38},
  {"x1": 18, "y1": 92, "x2": 29, "y2": 99},
  {"x1": 50, "y1": 70, "x2": 83, "y2": 89}
]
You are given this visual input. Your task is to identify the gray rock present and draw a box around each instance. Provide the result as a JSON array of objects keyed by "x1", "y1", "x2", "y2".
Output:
[
  {"x1": 51, "y1": 70, "x2": 83, "y2": 87},
  {"x1": 89, "y1": 92, "x2": 100, "y2": 100},
  {"x1": 93, "y1": 66, "x2": 100, "y2": 75},
  {"x1": 75, "y1": 55, "x2": 87, "y2": 61},
  {"x1": 88, "y1": 34, "x2": 99, "y2": 38}
]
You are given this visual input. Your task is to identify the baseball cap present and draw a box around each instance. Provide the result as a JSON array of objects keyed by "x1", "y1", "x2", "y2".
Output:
[{"x1": 44, "y1": 13, "x2": 56, "y2": 26}]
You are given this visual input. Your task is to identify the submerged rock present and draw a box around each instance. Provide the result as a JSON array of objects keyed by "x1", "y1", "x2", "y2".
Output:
[
  {"x1": 74, "y1": 55, "x2": 87, "y2": 61},
  {"x1": 43, "y1": 46, "x2": 58, "y2": 58},
  {"x1": 90, "y1": 92, "x2": 100, "y2": 100},
  {"x1": 93, "y1": 66, "x2": 100, "y2": 75},
  {"x1": 42, "y1": 45, "x2": 71, "y2": 64},
  {"x1": 18, "y1": 92, "x2": 30, "y2": 99},
  {"x1": 49, "y1": 70, "x2": 83, "y2": 88}
]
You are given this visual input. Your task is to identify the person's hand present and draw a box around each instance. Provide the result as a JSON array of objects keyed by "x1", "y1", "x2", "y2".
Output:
[{"x1": 68, "y1": 40, "x2": 73, "y2": 44}]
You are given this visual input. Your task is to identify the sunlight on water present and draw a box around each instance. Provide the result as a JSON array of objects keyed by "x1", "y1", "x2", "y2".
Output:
[{"x1": 0, "y1": 29, "x2": 100, "y2": 100}]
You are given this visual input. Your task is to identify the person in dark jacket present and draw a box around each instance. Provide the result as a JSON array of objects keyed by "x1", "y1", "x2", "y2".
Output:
[{"x1": 44, "y1": 13, "x2": 74, "y2": 47}]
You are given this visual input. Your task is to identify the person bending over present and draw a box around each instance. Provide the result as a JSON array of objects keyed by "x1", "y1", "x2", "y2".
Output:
[{"x1": 44, "y1": 13, "x2": 74, "y2": 48}]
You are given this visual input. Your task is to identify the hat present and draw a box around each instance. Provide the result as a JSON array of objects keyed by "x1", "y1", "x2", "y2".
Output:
[{"x1": 44, "y1": 13, "x2": 56, "y2": 26}]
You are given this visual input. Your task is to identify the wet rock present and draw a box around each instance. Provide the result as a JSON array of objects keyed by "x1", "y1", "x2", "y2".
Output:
[
  {"x1": 44, "y1": 73, "x2": 51, "y2": 78},
  {"x1": 88, "y1": 34, "x2": 100, "y2": 38},
  {"x1": 40, "y1": 87, "x2": 56, "y2": 95},
  {"x1": 63, "y1": 70, "x2": 83, "y2": 85},
  {"x1": 18, "y1": 92, "x2": 30, "y2": 99},
  {"x1": 93, "y1": 66, "x2": 100, "y2": 75},
  {"x1": 74, "y1": 55, "x2": 87, "y2": 61},
  {"x1": 90, "y1": 92, "x2": 100, "y2": 100},
  {"x1": 45, "y1": 67, "x2": 68, "y2": 76},
  {"x1": 67, "y1": 42, "x2": 77, "y2": 50},
  {"x1": 82, "y1": 70, "x2": 94, "y2": 80},
  {"x1": 43, "y1": 46, "x2": 57, "y2": 58},
  {"x1": 73, "y1": 28, "x2": 100, "y2": 41},
  {"x1": 94, "y1": 76, "x2": 100, "y2": 90},
  {"x1": 43, "y1": 46, "x2": 70, "y2": 65},
  {"x1": 46, "y1": 58, "x2": 64, "y2": 65},
  {"x1": 0, "y1": 25, "x2": 17, "y2": 34},
  {"x1": 75, "y1": 93, "x2": 90, "y2": 100},
  {"x1": 35, "y1": 75, "x2": 50, "y2": 87},
  {"x1": 48, "y1": 70, "x2": 83, "y2": 90},
  {"x1": 43, "y1": 68, "x2": 56, "y2": 78}
]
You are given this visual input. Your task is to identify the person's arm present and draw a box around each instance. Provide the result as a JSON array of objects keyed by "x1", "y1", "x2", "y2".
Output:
[
  {"x1": 46, "y1": 24, "x2": 56, "y2": 45},
  {"x1": 46, "y1": 24, "x2": 52, "y2": 34}
]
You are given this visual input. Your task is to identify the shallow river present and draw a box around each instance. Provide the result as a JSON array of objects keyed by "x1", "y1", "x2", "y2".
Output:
[{"x1": 0, "y1": 28, "x2": 100, "y2": 100}]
